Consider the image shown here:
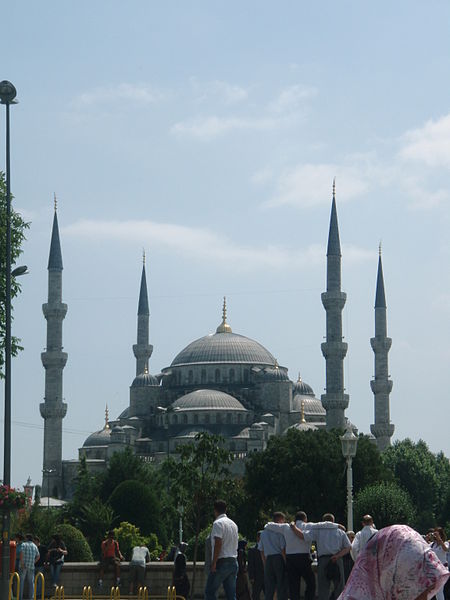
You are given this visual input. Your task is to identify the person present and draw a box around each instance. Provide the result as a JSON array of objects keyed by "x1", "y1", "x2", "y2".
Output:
[
  {"x1": 350, "y1": 514, "x2": 377, "y2": 562},
  {"x1": 34, "y1": 536, "x2": 48, "y2": 598},
  {"x1": 18, "y1": 533, "x2": 40, "y2": 600},
  {"x1": 342, "y1": 531, "x2": 354, "y2": 583},
  {"x1": 236, "y1": 540, "x2": 251, "y2": 600},
  {"x1": 98, "y1": 530, "x2": 124, "y2": 588},
  {"x1": 259, "y1": 512, "x2": 287, "y2": 600},
  {"x1": 338, "y1": 524, "x2": 450, "y2": 600},
  {"x1": 430, "y1": 528, "x2": 449, "y2": 600},
  {"x1": 173, "y1": 542, "x2": 190, "y2": 599},
  {"x1": 204, "y1": 499, "x2": 239, "y2": 600},
  {"x1": 265, "y1": 510, "x2": 331, "y2": 600},
  {"x1": 290, "y1": 512, "x2": 351, "y2": 600},
  {"x1": 47, "y1": 533, "x2": 68, "y2": 588},
  {"x1": 247, "y1": 532, "x2": 264, "y2": 600},
  {"x1": 128, "y1": 543, "x2": 150, "y2": 595}
]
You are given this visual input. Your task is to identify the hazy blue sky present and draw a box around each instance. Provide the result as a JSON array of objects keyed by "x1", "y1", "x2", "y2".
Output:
[{"x1": 2, "y1": 1, "x2": 450, "y2": 489}]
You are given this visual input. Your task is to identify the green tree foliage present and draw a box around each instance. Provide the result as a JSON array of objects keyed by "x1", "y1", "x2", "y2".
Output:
[
  {"x1": 78, "y1": 498, "x2": 115, "y2": 559},
  {"x1": 382, "y1": 439, "x2": 450, "y2": 530},
  {"x1": 0, "y1": 171, "x2": 30, "y2": 377},
  {"x1": 109, "y1": 480, "x2": 167, "y2": 544},
  {"x1": 100, "y1": 447, "x2": 153, "y2": 501},
  {"x1": 17, "y1": 505, "x2": 63, "y2": 543},
  {"x1": 113, "y1": 521, "x2": 162, "y2": 561},
  {"x1": 354, "y1": 481, "x2": 416, "y2": 529},
  {"x1": 167, "y1": 432, "x2": 233, "y2": 597},
  {"x1": 55, "y1": 523, "x2": 93, "y2": 562},
  {"x1": 244, "y1": 429, "x2": 389, "y2": 531}
]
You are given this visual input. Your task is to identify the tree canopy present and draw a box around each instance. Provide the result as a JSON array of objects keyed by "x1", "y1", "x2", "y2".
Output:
[{"x1": 0, "y1": 171, "x2": 30, "y2": 377}]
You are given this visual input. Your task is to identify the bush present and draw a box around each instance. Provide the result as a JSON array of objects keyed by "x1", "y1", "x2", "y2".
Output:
[
  {"x1": 354, "y1": 481, "x2": 416, "y2": 529},
  {"x1": 113, "y1": 522, "x2": 163, "y2": 561},
  {"x1": 55, "y1": 523, "x2": 93, "y2": 562},
  {"x1": 186, "y1": 526, "x2": 211, "y2": 561}
]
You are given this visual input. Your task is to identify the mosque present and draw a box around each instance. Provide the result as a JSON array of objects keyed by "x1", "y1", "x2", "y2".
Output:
[{"x1": 40, "y1": 188, "x2": 395, "y2": 499}]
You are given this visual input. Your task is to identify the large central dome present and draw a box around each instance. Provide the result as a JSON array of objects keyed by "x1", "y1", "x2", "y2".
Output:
[{"x1": 171, "y1": 331, "x2": 276, "y2": 367}]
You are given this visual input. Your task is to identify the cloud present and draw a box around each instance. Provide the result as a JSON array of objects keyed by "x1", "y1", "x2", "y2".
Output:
[
  {"x1": 268, "y1": 84, "x2": 317, "y2": 114},
  {"x1": 190, "y1": 78, "x2": 249, "y2": 105},
  {"x1": 72, "y1": 83, "x2": 165, "y2": 108},
  {"x1": 63, "y1": 219, "x2": 372, "y2": 271},
  {"x1": 170, "y1": 115, "x2": 282, "y2": 140},
  {"x1": 262, "y1": 163, "x2": 368, "y2": 208},
  {"x1": 399, "y1": 113, "x2": 450, "y2": 168}
]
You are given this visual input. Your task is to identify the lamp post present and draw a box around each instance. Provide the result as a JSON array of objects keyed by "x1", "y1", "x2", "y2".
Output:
[
  {"x1": 340, "y1": 423, "x2": 358, "y2": 531},
  {"x1": 0, "y1": 79, "x2": 17, "y2": 599},
  {"x1": 42, "y1": 468, "x2": 56, "y2": 509},
  {"x1": 177, "y1": 504, "x2": 184, "y2": 544}
]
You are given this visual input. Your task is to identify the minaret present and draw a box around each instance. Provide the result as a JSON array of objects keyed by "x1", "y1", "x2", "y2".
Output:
[
  {"x1": 40, "y1": 197, "x2": 68, "y2": 499},
  {"x1": 370, "y1": 246, "x2": 394, "y2": 450},
  {"x1": 321, "y1": 181, "x2": 349, "y2": 429},
  {"x1": 132, "y1": 251, "x2": 153, "y2": 375}
]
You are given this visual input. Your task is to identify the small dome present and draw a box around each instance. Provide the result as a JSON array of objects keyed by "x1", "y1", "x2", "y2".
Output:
[
  {"x1": 292, "y1": 375, "x2": 315, "y2": 396},
  {"x1": 262, "y1": 363, "x2": 289, "y2": 382},
  {"x1": 292, "y1": 395, "x2": 325, "y2": 416},
  {"x1": 289, "y1": 421, "x2": 317, "y2": 432},
  {"x1": 83, "y1": 426, "x2": 111, "y2": 447},
  {"x1": 131, "y1": 371, "x2": 159, "y2": 387},
  {"x1": 171, "y1": 389, "x2": 246, "y2": 411}
]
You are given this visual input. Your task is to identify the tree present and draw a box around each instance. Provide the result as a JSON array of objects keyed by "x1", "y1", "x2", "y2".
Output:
[
  {"x1": 354, "y1": 481, "x2": 416, "y2": 529},
  {"x1": 99, "y1": 447, "x2": 154, "y2": 501},
  {"x1": 108, "y1": 480, "x2": 167, "y2": 544},
  {"x1": 113, "y1": 521, "x2": 162, "y2": 561},
  {"x1": 166, "y1": 432, "x2": 233, "y2": 598},
  {"x1": 244, "y1": 429, "x2": 390, "y2": 531},
  {"x1": 382, "y1": 439, "x2": 450, "y2": 530},
  {"x1": 0, "y1": 171, "x2": 30, "y2": 377},
  {"x1": 55, "y1": 523, "x2": 93, "y2": 562}
]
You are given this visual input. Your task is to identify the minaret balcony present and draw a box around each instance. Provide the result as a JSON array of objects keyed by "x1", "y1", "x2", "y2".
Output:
[
  {"x1": 321, "y1": 291, "x2": 347, "y2": 310},
  {"x1": 321, "y1": 392, "x2": 349, "y2": 410},
  {"x1": 321, "y1": 341, "x2": 348, "y2": 359},
  {"x1": 39, "y1": 402, "x2": 67, "y2": 419},
  {"x1": 41, "y1": 350, "x2": 68, "y2": 369},
  {"x1": 370, "y1": 337, "x2": 392, "y2": 352},
  {"x1": 42, "y1": 303, "x2": 68, "y2": 319},
  {"x1": 370, "y1": 379, "x2": 393, "y2": 394},
  {"x1": 370, "y1": 422, "x2": 395, "y2": 438}
]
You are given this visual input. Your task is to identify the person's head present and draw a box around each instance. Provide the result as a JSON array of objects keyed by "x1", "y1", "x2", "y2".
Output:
[
  {"x1": 25, "y1": 533, "x2": 33, "y2": 542},
  {"x1": 34, "y1": 536, "x2": 40, "y2": 545},
  {"x1": 15, "y1": 533, "x2": 24, "y2": 542},
  {"x1": 256, "y1": 530, "x2": 263, "y2": 542},
  {"x1": 295, "y1": 511, "x2": 307, "y2": 523},
  {"x1": 273, "y1": 511, "x2": 286, "y2": 524},
  {"x1": 346, "y1": 530, "x2": 355, "y2": 543},
  {"x1": 213, "y1": 499, "x2": 227, "y2": 518},
  {"x1": 362, "y1": 514, "x2": 374, "y2": 526},
  {"x1": 52, "y1": 534, "x2": 62, "y2": 544},
  {"x1": 322, "y1": 513, "x2": 335, "y2": 523},
  {"x1": 433, "y1": 527, "x2": 446, "y2": 542},
  {"x1": 179, "y1": 542, "x2": 188, "y2": 552},
  {"x1": 107, "y1": 530, "x2": 115, "y2": 539}
]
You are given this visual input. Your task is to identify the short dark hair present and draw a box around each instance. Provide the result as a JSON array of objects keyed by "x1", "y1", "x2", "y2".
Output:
[
  {"x1": 107, "y1": 530, "x2": 115, "y2": 537},
  {"x1": 214, "y1": 500, "x2": 227, "y2": 514},
  {"x1": 362, "y1": 515, "x2": 373, "y2": 525},
  {"x1": 26, "y1": 533, "x2": 33, "y2": 541},
  {"x1": 295, "y1": 511, "x2": 307, "y2": 522},
  {"x1": 34, "y1": 536, "x2": 40, "y2": 544},
  {"x1": 322, "y1": 513, "x2": 335, "y2": 522},
  {"x1": 273, "y1": 511, "x2": 286, "y2": 522}
]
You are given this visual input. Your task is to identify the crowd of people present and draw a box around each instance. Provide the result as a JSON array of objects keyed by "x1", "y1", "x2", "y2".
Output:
[{"x1": 12, "y1": 532, "x2": 67, "y2": 600}]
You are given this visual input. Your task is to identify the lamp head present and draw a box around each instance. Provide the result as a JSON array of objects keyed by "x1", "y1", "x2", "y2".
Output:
[{"x1": 0, "y1": 81, "x2": 17, "y2": 104}]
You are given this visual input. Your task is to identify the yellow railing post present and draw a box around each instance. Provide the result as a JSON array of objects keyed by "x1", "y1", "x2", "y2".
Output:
[
  {"x1": 55, "y1": 585, "x2": 65, "y2": 600},
  {"x1": 34, "y1": 571, "x2": 45, "y2": 600},
  {"x1": 167, "y1": 585, "x2": 176, "y2": 600},
  {"x1": 138, "y1": 586, "x2": 148, "y2": 600},
  {"x1": 9, "y1": 572, "x2": 20, "y2": 600},
  {"x1": 110, "y1": 585, "x2": 120, "y2": 600}
]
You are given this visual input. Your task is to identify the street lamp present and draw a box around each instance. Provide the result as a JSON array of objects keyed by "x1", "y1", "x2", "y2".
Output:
[
  {"x1": 340, "y1": 423, "x2": 358, "y2": 531},
  {"x1": 0, "y1": 79, "x2": 17, "y2": 598},
  {"x1": 42, "y1": 468, "x2": 56, "y2": 509},
  {"x1": 177, "y1": 504, "x2": 184, "y2": 544}
]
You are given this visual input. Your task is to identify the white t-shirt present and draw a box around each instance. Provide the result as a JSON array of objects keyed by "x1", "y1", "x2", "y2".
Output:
[
  {"x1": 211, "y1": 513, "x2": 238, "y2": 559},
  {"x1": 351, "y1": 525, "x2": 378, "y2": 562},
  {"x1": 130, "y1": 546, "x2": 150, "y2": 567}
]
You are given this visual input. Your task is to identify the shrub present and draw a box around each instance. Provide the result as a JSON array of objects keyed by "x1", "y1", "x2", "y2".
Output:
[{"x1": 55, "y1": 523, "x2": 93, "y2": 562}]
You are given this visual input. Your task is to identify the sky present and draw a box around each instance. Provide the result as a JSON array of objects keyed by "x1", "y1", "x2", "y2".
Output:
[{"x1": 1, "y1": 1, "x2": 450, "y2": 490}]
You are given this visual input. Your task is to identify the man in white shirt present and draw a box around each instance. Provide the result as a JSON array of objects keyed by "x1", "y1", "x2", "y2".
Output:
[
  {"x1": 205, "y1": 499, "x2": 239, "y2": 600},
  {"x1": 128, "y1": 544, "x2": 150, "y2": 595},
  {"x1": 351, "y1": 515, "x2": 377, "y2": 562}
]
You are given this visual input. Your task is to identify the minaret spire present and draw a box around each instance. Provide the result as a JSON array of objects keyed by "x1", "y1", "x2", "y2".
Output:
[
  {"x1": 40, "y1": 202, "x2": 68, "y2": 499},
  {"x1": 370, "y1": 249, "x2": 394, "y2": 450},
  {"x1": 321, "y1": 181, "x2": 349, "y2": 429},
  {"x1": 216, "y1": 296, "x2": 232, "y2": 333},
  {"x1": 133, "y1": 254, "x2": 153, "y2": 375}
]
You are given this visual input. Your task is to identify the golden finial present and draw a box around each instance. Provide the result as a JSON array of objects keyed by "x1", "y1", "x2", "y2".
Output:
[
  {"x1": 54, "y1": 192, "x2": 57, "y2": 212},
  {"x1": 297, "y1": 372, "x2": 302, "y2": 383},
  {"x1": 144, "y1": 364, "x2": 149, "y2": 374},
  {"x1": 104, "y1": 405, "x2": 110, "y2": 430},
  {"x1": 143, "y1": 248, "x2": 146, "y2": 265},
  {"x1": 216, "y1": 296, "x2": 232, "y2": 333},
  {"x1": 379, "y1": 240, "x2": 382, "y2": 257},
  {"x1": 300, "y1": 399, "x2": 306, "y2": 424},
  {"x1": 332, "y1": 178, "x2": 336, "y2": 200},
  {"x1": 274, "y1": 359, "x2": 279, "y2": 370}
]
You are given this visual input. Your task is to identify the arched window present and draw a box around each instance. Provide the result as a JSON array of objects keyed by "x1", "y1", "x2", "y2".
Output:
[
  {"x1": 216, "y1": 413, "x2": 222, "y2": 424},
  {"x1": 177, "y1": 371, "x2": 181, "y2": 384},
  {"x1": 244, "y1": 370, "x2": 249, "y2": 383},
  {"x1": 205, "y1": 413, "x2": 210, "y2": 424},
  {"x1": 237, "y1": 413, "x2": 242, "y2": 423},
  {"x1": 201, "y1": 369, "x2": 207, "y2": 384},
  {"x1": 227, "y1": 413, "x2": 232, "y2": 424},
  {"x1": 194, "y1": 414, "x2": 199, "y2": 424},
  {"x1": 230, "y1": 442, "x2": 236, "y2": 451},
  {"x1": 183, "y1": 414, "x2": 188, "y2": 424},
  {"x1": 188, "y1": 370, "x2": 194, "y2": 384},
  {"x1": 173, "y1": 414, "x2": 178, "y2": 424},
  {"x1": 215, "y1": 369, "x2": 220, "y2": 383},
  {"x1": 229, "y1": 369, "x2": 235, "y2": 383}
]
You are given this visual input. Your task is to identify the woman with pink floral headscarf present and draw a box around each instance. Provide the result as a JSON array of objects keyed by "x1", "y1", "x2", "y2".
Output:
[{"x1": 338, "y1": 525, "x2": 449, "y2": 600}]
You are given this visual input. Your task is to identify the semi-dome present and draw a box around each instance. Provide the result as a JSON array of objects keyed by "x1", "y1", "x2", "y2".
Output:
[
  {"x1": 83, "y1": 426, "x2": 111, "y2": 447},
  {"x1": 292, "y1": 374, "x2": 315, "y2": 396},
  {"x1": 262, "y1": 362, "x2": 290, "y2": 382},
  {"x1": 292, "y1": 395, "x2": 325, "y2": 416},
  {"x1": 131, "y1": 370, "x2": 159, "y2": 387},
  {"x1": 171, "y1": 389, "x2": 246, "y2": 411}
]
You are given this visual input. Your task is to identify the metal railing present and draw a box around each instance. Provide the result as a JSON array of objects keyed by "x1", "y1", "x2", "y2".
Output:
[
  {"x1": 8, "y1": 572, "x2": 20, "y2": 600},
  {"x1": 34, "y1": 571, "x2": 45, "y2": 600}
]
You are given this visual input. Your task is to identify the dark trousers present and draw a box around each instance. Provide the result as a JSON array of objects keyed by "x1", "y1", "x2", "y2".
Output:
[
  {"x1": 264, "y1": 554, "x2": 287, "y2": 600},
  {"x1": 317, "y1": 556, "x2": 344, "y2": 600},
  {"x1": 251, "y1": 577, "x2": 264, "y2": 600},
  {"x1": 286, "y1": 553, "x2": 315, "y2": 600}
]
